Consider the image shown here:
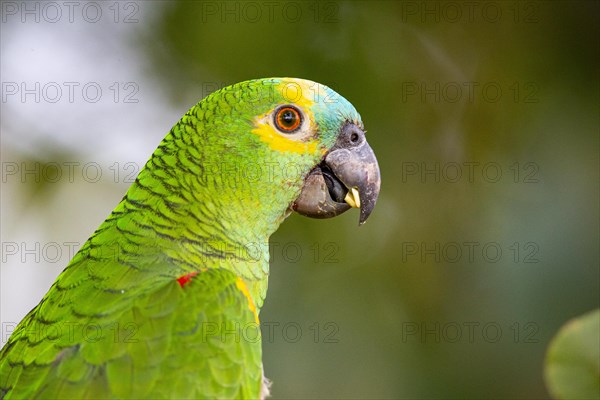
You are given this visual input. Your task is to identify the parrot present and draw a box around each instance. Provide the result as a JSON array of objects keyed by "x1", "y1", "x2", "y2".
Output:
[{"x1": 0, "y1": 78, "x2": 381, "y2": 399}]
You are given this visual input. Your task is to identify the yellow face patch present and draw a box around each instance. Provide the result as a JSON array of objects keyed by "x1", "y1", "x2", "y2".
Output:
[
  {"x1": 251, "y1": 119, "x2": 321, "y2": 155},
  {"x1": 251, "y1": 79, "x2": 327, "y2": 156}
]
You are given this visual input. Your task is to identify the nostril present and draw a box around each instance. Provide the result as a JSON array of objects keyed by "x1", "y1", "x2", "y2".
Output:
[{"x1": 340, "y1": 122, "x2": 364, "y2": 146}]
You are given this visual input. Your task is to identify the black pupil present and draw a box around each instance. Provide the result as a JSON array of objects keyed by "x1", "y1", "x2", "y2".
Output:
[{"x1": 281, "y1": 110, "x2": 295, "y2": 126}]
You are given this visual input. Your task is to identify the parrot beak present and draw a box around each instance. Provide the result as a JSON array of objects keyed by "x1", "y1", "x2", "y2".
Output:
[{"x1": 292, "y1": 123, "x2": 381, "y2": 225}]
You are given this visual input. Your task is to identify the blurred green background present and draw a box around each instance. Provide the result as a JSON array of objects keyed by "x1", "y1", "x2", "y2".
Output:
[{"x1": 1, "y1": 1, "x2": 598, "y2": 399}]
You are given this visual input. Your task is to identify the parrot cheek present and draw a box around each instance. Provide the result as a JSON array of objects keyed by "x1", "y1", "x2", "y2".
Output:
[{"x1": 292, "y1": 122, "x2": 381, "y2": 225}]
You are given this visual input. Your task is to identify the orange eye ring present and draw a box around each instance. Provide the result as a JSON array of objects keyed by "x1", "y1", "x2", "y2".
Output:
[{"x1": 274, "y1": 106, "x2": 302, "y2": 133}]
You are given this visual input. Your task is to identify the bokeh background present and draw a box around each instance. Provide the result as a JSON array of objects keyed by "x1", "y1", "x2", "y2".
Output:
[{"x1": 1, "y1": 1, "x2": 598, "y2": 398}]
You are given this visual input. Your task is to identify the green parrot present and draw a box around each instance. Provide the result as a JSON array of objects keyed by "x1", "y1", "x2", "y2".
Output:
[{"x1": 0, "y1": 78, "x2": 381, "y2": 399}]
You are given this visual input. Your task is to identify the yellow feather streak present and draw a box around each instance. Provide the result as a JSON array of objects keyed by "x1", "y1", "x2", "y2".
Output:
[{"x1": 235, "y1": 277, "x2": 260, "y2": 325}]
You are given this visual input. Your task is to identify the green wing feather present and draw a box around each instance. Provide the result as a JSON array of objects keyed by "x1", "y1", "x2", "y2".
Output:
[{"x1": 0, "y1": 269, "x2": 262, "y2": 399}]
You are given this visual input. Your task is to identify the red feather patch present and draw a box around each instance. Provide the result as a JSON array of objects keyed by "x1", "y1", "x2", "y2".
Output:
[{"x1": 177, "y1": 271, "x2": 199, "y2": 287}]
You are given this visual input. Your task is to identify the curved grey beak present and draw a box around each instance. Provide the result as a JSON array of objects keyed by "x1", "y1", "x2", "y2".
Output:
[{"x1": 292, "y1": 123, "x2": 381, "y2": 225}]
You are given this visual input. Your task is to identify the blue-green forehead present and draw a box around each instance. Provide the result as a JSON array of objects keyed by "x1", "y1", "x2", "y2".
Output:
[
  {"x1": 312, "y1": 83, "x2": 361, "y2": 121},
  {"x1": 268, "y1": 78, "x2": 362, "y2": 141},
  {"x1": 313, "y1": 84, "x2": 361, "y2": 118},
  {"x1": 308, "y1": 82, "x2": 362, "y2": 146}
]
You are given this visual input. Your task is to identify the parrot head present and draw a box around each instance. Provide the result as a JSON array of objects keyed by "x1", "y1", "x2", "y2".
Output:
[
  {"x1": 263, "y1": 79, "x2": 382, "y2": 226},
  {"x1": 151, "y1": 78, "x2": 380, "y2": 242}
]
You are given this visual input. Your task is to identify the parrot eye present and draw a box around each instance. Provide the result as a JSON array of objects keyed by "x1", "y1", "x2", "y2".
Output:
[{"x1": 274, "y1": 106, "x2": 302, "y2": 133}]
